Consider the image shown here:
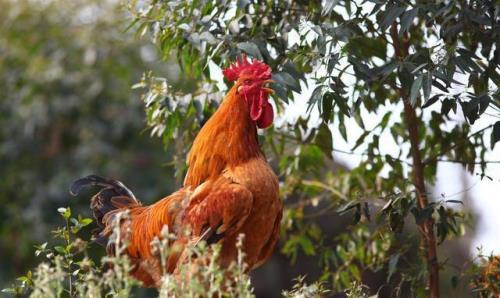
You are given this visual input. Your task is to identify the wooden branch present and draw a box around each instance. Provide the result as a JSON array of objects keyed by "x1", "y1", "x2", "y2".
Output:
[
  {"x1": 390, "y1": 22, "x2": 440, "y2": 298},
  {"x1": 435, "y1": 159, "x2": 500, "y2": 164}
]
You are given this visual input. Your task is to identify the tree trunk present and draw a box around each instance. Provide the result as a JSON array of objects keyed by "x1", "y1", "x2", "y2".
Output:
[{"x1": 390, "y1": 23, "x2": 440, "y2": 298}]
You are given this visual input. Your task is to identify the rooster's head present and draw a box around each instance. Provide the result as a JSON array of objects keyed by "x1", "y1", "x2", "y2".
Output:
[{"x1": 223, "y1": 56, "x2": 274, "y2": 129}]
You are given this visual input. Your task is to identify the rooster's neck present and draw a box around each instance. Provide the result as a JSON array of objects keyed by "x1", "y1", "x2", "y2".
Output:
[{"x1": 184, "y1": 87, "x2": 262, "y2": 187}]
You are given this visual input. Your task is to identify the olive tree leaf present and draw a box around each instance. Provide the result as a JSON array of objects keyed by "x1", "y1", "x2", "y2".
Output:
[
  {"x1": 314, "y1": 122, "x2": 333, "y2": 158},
  {"x1": 387, "y1": 253, "x2": 400, "y2": 282},
  {"x1": 322, "y1": 92, "x2": 334, "y2": 122},
  {"x1": 399, "y1": 8, "x2": 418, "y2": 36},
  {"x1": 274, "y1": 72, "x2": 301, "y2": 93},
  {"x1": 422, "y1": 94, "x2": 441, "y2": 109},
  {"x1": 322, "y1": 0, "x2": 339, "y2": 16},
  {"x1": 380, "y1": 5, "x2": 406, "y2": 31},
  {"x1": 333, "y1": 93, "x2": 351, "y2": 117},
  {"x1": 491, "y1": 121, "x2": 500, "y2": 149},
  {"x1": 410, "y1": 74, "x2": 423, "y2": 106},
  {"x1": 422, "y1": 71, "x2": 432, "y2": 101},
  {"x1": 237, "y1": 41, "x2": 262, "y2": 60},
  {"x1": 307, "y1": 85, "x2": 325, "y2": 113}
]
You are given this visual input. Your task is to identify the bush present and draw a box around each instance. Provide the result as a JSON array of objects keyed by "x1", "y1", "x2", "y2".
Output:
[{"x1": 2, "y1": 208, "x2": 329, "y2": 298}]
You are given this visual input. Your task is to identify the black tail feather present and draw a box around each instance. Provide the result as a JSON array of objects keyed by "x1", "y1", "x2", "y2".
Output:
[
  {"x1": 70, "y1": 174, "x2": 137, "y2": 201},
  {"x1": 69, "y1": 174, "x2": 140, "y2": 246}
]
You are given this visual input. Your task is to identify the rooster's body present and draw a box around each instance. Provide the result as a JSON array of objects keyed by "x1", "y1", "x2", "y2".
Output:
[{"x1": 71, "y1": 57, "x2": 282, "y2": 287}]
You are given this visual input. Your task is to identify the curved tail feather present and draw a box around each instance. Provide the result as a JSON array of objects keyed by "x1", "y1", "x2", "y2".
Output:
[
  {"x1": 69, "y1": 175, "x2": 141, "y2": 246},
  {"x1": 70, "y1": 174, "x2": 137, "y2": 201}
]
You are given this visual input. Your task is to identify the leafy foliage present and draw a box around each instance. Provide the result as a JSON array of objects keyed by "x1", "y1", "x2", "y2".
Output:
[
  {"x1": 470, "y1": 253, "x2": 500, "y2": 297},
  {"x1": 0, "y1": 0, "x2": 173, "y2": 285},
  {"x1": 1, "y1": 0, "x2": 499, "y2": 296},
  {"x1": 129, "y1": 0, "x2": 499, "y2": 296},
  {"x1": 2, "y1": 208, "x2": 322, "y2": 298}
]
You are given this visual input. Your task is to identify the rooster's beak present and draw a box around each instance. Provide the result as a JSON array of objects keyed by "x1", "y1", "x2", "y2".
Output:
[{"x1": 262, "y1": 79, "x2": 274, "y2": 94}]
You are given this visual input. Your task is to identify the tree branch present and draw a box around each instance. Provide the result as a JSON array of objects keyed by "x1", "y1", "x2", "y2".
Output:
[
  {"x1": 435, "y1": 159, "x2": 500, "y2": 164},
  {"x1": 390, "y1": 22, "x2": 440, "y2": 298},
  {"x1": 423, "y1": 124, "x2": 494, "y2": 166}
]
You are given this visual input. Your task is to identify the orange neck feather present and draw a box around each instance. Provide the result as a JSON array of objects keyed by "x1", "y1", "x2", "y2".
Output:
[{"x1": 184, "y1": 86, "x2": 262, "y2": 187}]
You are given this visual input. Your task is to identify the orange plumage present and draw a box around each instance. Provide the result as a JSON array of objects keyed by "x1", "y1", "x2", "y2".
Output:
[{"x1": 70, "y1": 57, "x2": 282, "y2": 287}]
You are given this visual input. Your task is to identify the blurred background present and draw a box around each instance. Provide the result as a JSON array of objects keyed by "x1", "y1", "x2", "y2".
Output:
[{"x1": 0, "y1": 0, "x2": 497, "y2": 297}]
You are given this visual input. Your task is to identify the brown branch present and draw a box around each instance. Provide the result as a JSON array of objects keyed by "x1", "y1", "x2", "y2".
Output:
[
  {"x1": 390, "y1": 22, "x2": 440, "y2": 298},
  {"x1": 435, "y1": 159, "x2": 500, "y2": 164}
]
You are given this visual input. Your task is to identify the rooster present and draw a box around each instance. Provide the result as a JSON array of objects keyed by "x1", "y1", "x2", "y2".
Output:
[{"x1": 70, "y1": 57, "x2": 282, "y2": 287}]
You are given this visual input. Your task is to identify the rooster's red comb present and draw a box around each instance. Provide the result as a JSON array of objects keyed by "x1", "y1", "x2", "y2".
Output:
[{"x1": 223, "y1": 55, "x2": 271, "y2": 82}]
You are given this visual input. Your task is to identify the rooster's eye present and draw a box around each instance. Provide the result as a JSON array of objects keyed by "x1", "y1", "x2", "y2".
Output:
[{"x1": 243, "y1": 79, "x2": 252, "y2": 85}]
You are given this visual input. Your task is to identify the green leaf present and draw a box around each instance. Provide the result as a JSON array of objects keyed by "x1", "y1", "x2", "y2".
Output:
[
  {"x1": 399, "y1": 8, "x2": 418, "y2": 35},
  {"x1": 1, "y1": 288, "x2": 17, "y2": 294},
  {"x1": 422, "y1": 72, "x2": 432, "y2": 101},
  {"x1": 411, "y1": 63, "x2": 428, "y2": 74},
  {"x1": 270, "y1": 82, "x2": 288, "y2": 104},
  {"x1": 446, "y1": 200, "x2": 463, "y2": 205},
  {"x1": 273, "y1": 72, "x2": 301, "y2": 93},
  {"x1": 352, "y1": 206, "x2": 361, "y2": 224},
  {"x1": 451, "y1": 276, "x2": 459, "y2": 289},
  {"x1": 477, "y1": 94, "x2": 490, "y2": 116},
  {"x1": 298, "y1": 236, "x2": 315, "y2": 255},
  {"x1": 57, "y1": 207, "x2": 71, "y2": 219},
  {"x1": 398, "y1": 65, "x2": 413, "y2": 92},
  {"x1": 363, "y1": 202, "x2": 371, "y2": 221},
  {"x1": 54, "y1": 246, "x2": 67, "y2": 254},
  {"x1": 380, "y1": 6, "x2": 406, "y2": 31},
  {"x1": 411, "y1": 205, "x2": 434, "y2": 225},
  {"x1": 322, "y1": 0, "x2": 339, "y2": 16},
  {"x1": 352, "y1": 131, "x2": 369, "y2": 151},
  {"x1": 237, "y1": 0, "x2": 249, "y2": 8},
  {"x1": 307, "y1": 85, "x2": 324, "y2": 113},
  {"x1": 390, "y1": 212, "x2": 403, "y2": 232},
  {"x1": 80, "y1": 218, "x2": 93, "y2": 227},
  {"x1": 299, "y1": 145, "x2": 324, "y2": 171},
  {"x1": 491, "y1": 121, "x2": 500, "y2": 149},
  {"x1": 314, "y1": 123, "x2": 333, "y2": 158},
  {"x1": 333, "y1": 93, "x2": 350, "y2": 117},
  {"x1": 327, "y1": 53, "x2": 339, "y2": 74},
  {"x1": 432, "y1": 79, "x2": 449, "y2": 93},
  {"x1": 16, "y1": 276, "x2": 29, "y2": 283},
  {"x1": 379, "y1": 111, "x2": 392, "y2": 130},
  {"x1": 345, "y1": 36, "x2": 387, "y2": 59},
  {"x1": 380, "y1": 61, "x2": 398, "y2": 78},
  {"x1": 387, "y1": 253, "x2": 400, "y2": 282},
  {"x1": 410, "y1": 74, "x2": 423, "y2": 106},
  {"x1": 70, "y1": 218, "x2": 79, "y2": 226},
  {"x1": 441, "y1": 98, "x2": 456, "y2": 116},
  {"x1": 422, "y1": 94, "x2": 441, "y2": 109},
  {"x1": 353, "y1": 110, "x2": 365, "y2": 129},
  {"x1": 350, "y1": 57, "x2": 375, "y2": 81},
  {"x1": 337, "y1": 201, "x2": 359, "y2": 214},
  {"x1": 382, "y1": 198, "x2": 394, "y2": 213},
  {"x1": 339, "y1": 119, "x2": 348, "y2": 142},
  {"x1": 236, "y1": 42, "x2": 262, "y2": 60},
  {"x1": 321, "y1": 92, "x2": 334, "y2": 122},
  {"x1": 460, "y1": 99, "x2": 481, "y2": 124}
]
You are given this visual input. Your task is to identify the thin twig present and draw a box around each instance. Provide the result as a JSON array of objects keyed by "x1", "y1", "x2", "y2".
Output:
[
  {"x1": 423, "y1": 124, "x2": 494, "y2": 166},
  {"x1": 435, "y1": 159, "x2": 500, "y2": 164},
  {"x1": 437, "y1": 180, "x2": 480, "y2": 200}
]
